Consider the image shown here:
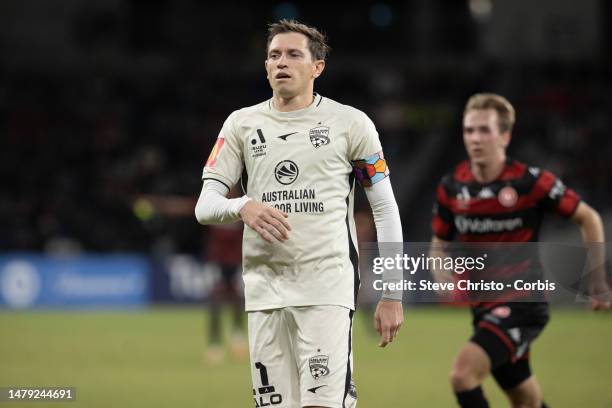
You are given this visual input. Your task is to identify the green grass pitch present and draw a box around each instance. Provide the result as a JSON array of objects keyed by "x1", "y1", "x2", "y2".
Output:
[{"x1": 0, "y1": 306, "x2": 610, "y2": 407}]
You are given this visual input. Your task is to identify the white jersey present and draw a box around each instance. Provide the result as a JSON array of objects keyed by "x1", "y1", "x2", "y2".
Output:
[{"x1": 202, "y1": 94, "x2": 389, "y2": 311}]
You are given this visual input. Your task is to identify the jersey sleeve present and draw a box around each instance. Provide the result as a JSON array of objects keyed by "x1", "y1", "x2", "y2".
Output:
[
  {"x1": 432, "y1": 178, "x2": 456, "y2": 240},
  {"x1": 348, "y1": 111, "x2": 388, "y2": 187},
  {"x1": 533, "y1": 170, "x2": 581, "y2": 218},
  {"x1": 201, "y1": 112, "x2": 244, "y2": 189}
]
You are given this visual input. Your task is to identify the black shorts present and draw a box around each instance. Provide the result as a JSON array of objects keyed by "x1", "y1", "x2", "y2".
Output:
[
  {"x1": 219, "y1": 264, "x2": 239, "y2": 287},
  {"x1": 470, "y1": 303, "x2": 549, "y2": 389}
]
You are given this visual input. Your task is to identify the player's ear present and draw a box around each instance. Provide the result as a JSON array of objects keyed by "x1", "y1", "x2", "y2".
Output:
[
  {"x1": 313, "y1": 59, "x2": 325, "y2": 79},
  {"x1": 264, "y1": 59, "x2": 270, "y2": 79},
  {"x1": 501, "y1": 131, "x2": 511, "y2": 148}
]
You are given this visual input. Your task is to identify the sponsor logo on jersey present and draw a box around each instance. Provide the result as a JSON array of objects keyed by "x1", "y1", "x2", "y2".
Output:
[
  {"x1": 276, "y1": 131, "x2": 298, "y2": 141},
  {"x1": 455, "y1": 216, "x2": 523, "y2": 234},
  {"x1": 456, "y1": 186, "x2": 471, "y2": 209},
  {"x1": 478, "y1": 187, "x2": 495, "y2": 199},
  {"x1": 307, "y1": 385, "x2": 328, "y2": 394},
  {"x1": 274, "y1": 160, "x2": 299, "y2": 185},
  {"x1": 309, "y1": 355, "x2": 330, "y2": 380},
  {"x1": 309, "y1": 126, "x2": 330, "y2": 148},
  {"x1": 250, "y1": 129, "x2": 268, "y2": 158},
  {"x1": 498, "y1": 186, "x2": 518, "y2": 207}
]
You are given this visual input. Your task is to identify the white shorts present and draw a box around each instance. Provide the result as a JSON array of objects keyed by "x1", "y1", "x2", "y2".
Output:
[{"x1": 248, "y1": 305, "x2": 357, "y2": 408}]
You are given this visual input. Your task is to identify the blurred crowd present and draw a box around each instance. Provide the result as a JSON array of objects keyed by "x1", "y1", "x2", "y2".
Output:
[{"x1": 1, "y1": 0, "x2": 611, "y2": 253}]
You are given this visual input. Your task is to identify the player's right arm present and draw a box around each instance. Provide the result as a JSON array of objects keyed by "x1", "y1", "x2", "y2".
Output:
[
  {"x1": 429, "y1": 177, "x2": 456, "y2": 299},
  {"x1": 570, "y1": 201, "x2": 611, "y2": 310},
  {"x1": 429, "y1": 236, "x2": 455, "y2": 295},
  {"x1": 196, "y1": 112, "x2": 291, "y2": 243},
  {"x1": 195, "y1": 181, "x2": 290, "y2": 243},
  {"x1": 535, "y1": 169, "x2": 611, "y2": 310}
]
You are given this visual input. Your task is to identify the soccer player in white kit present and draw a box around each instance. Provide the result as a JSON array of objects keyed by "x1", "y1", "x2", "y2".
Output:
[{"x1": 196, "y1": 20, "x2": 404, "y2": 408}]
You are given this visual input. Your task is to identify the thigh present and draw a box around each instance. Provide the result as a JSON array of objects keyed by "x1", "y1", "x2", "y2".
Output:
[
  {"x1": 291, "y1": 306, "x2": 356, "y2": 408},
  {"x1": 471, "y1": 304, "x2": 549, "y2": 368},
  {"x1": 492, "y1": 356, "x2": 534, "y2": 391},
  {"x1": 452, "y1": 341, "x2": 492, "y2": 385},
  {"x1": 248, "y1": 310, "x2": 299, "y2": 408},
  {"x1": 501, "y1": 371, "x2": 542, "y2": 407}
]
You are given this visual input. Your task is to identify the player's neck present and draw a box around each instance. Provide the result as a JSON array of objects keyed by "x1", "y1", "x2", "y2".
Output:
[
  {"x1": 471, "y1": 156, "x2": 506, "y2": 184},
  {"x1": 272, "y1": 91, "x2": 315, "y2": 112}
]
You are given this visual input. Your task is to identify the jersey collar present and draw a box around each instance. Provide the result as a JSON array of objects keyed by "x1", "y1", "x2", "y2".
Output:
[{"x1": 268, "y1": 93, "x2": 323, "y2": 118}]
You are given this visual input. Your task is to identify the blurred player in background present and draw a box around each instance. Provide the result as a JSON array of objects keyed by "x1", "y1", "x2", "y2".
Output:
[
  {"x1": 196, "y1": 19, "x2": 403, "y2": 408},
  {"x1": 430, "y1": 93, "x2": 611, "y2": 408},
  {"x1": 204, "y1": 185, "x2": 247, "y2": 365},
  {"x1": 131, "y1": 189, "x2": 248, "y2": 365}
]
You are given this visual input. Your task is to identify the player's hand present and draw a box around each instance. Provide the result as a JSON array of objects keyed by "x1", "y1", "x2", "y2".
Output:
[
  {"x1": 374, "y1": 299, "x2": 403, "y2": 347},
  {"x1": 239, "y1": 200, "x2": 291, "y2": 243},
  {"x1": 589, "y1": 284, "x2": 612, "y2": 311}
]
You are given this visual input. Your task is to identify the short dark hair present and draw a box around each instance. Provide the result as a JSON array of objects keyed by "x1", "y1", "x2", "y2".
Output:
[
  {"x1": 266, "y1": 19, "x2": 331, "y2": 61},
  {"x1": 464, "y1": 93, "x2": 516, "y2": 133}
]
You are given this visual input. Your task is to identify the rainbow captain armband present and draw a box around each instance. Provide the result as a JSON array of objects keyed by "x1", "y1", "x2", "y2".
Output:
[{"x1": 351, "y1": 151, "x2": 390, "y2": 187}]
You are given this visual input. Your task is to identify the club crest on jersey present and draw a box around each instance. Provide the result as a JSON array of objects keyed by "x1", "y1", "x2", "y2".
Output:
[
  {"x1": 498, "y1": 186, "x2": 518, "y2": 207},
  {"x1": 309, "y1": 126, "x2": 330, "y2": 148},
  {"x1": 309, "y1": 355, "x2": 330, "y2": 380},
  {"x1": 274, "y1": 160, "x2": 299, "y2": 185}
]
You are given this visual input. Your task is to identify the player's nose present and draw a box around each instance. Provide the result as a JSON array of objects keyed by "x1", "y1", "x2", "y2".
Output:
[
  {"x1": 468, "y1": 132, "x2": 483, "y2": 143},
  {"x1": 276, "y1": 55, "x2": 288, "y2": 68}
]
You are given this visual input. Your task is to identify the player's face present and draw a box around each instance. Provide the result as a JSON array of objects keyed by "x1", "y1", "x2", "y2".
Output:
[
  {"x1": 463, "y1": 109, "x2": 510, "y2": 166},
  {"x1": 265, "y1": 32, "x2": 325, "y2": 98}
]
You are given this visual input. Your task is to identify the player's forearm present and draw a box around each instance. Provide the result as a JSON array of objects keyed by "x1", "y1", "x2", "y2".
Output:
[
  {"x1": 365, "y1": 177, "x2": 403, "y2": 301},
  {"x1": 195, "y1": 180, "x2": 251, "y2": 225},
  {"x1": 575, "y1": 203, "x2": 605, "y2": 243},
  {"x1": 429, "y1": 236, "x2": 452, "y2": 284},
  {"x1": 572, "y1": 202, "x2": 608, "y2": 290}
]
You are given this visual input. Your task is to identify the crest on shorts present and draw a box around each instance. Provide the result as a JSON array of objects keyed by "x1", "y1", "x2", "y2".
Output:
[
  {"x1": 309, "y1": 126, "x2": 330, "y2": 148},
  {"x1": 491, "y1": 306, "x2": 511, "y2": 319},
  {"x1": 309, "y1": 355, "x2": 330, "y2": 380}
]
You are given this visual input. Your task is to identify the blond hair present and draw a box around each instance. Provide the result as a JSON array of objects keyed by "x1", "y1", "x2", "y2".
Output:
[{"x1": 464, "y1": 93, "x2": 516, "y2": 133}]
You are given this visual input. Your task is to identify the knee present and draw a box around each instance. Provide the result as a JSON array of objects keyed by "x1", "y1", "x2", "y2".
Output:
[
  {"x1": 508, "y1": 392, "x2": 541, "y2": 408},
  {"x1": 450, "y1": 366, "x2": 481, "y2": 391},
  {"x1": 450, "y1": 343, "x2": 491, "y2": 391},
  {"x1": 507, "y1": 386, "x2": 541, "y2": 408}
]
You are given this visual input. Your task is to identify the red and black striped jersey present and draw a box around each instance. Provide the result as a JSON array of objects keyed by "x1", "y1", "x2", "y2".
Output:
[
  {"x1": 431, "y1": 158, "x2": 581, "y2": 308},
  {"x1": 432, "y1": 159, "x2": 580, "y2": 243}
]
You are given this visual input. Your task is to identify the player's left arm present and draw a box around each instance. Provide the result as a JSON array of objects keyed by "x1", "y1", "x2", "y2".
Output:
[
  {"x1": 349, "y1": 110, "x2": 404, "y2": 346},
  {"x1": 571, "y1": 201, "x2": 611, "y2": 310},
  {"x1": 363, "y1": 177, "x2": 405, "y2": 347}
]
